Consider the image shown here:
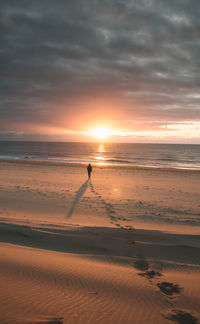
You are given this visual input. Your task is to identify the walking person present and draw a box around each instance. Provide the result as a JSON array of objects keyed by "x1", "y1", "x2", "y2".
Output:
[{"x1": 87, "y1": 163, "x2": 92, "y2": 179}]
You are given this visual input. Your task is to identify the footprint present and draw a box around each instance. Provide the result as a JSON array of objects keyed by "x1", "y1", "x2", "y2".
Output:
[
  {"x1": 132, "y1": 256, "x2": 149, "y2": 271},
  {"x1": 89, "y1": 182, "x2": 118, "y2": 224},
  {"x1": 166, "y1": 309, "x2": 198, "y2": 323},
  {"x1": 157, "y1": 282, "x2": 183, "y2": 297},
  {"x1": 139, "y1": 270, "x2": 162, "y2": 279}
]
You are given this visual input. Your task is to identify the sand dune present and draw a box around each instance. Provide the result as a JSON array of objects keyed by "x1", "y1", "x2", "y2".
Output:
[
  {"x1": 1, "y1": 242, "x2": 199, "y2": 324},
  {"x1": 0, "y1": 222, "x2": 200, "y2": 266},
  {"x1": 0, "y1": 243, "x2": 162, "y2": 324},
  {"x1": 0, "y1": 221, "x2": 199, "y2": 323}
]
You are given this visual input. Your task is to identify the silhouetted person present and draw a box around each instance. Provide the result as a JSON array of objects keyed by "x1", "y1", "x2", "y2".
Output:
[{"x1": 87, "y1": 163, "x2": 92, "y2": 179}]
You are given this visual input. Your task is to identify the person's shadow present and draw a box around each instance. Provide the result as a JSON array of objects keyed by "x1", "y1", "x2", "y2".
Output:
[{"x1": 66, "y1": 179, "x2": 89, "y2": 219}]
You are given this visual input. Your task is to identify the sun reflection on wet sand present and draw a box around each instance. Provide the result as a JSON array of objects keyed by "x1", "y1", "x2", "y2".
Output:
[{"x1": 95, "y1": 156, "x2": 105, "y2": 161}]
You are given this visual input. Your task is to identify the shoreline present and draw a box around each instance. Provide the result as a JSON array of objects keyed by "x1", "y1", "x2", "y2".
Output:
[{"x1": 1, "y1": 158, "x2": 200, "y2": 173}]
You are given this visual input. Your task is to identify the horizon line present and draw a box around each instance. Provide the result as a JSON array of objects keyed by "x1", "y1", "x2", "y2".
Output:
[{"x1": 0, "y1": 139, "x2": 200, "y2": 146}]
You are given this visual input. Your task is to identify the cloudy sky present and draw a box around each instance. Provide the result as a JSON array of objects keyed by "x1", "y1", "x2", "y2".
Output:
[{"x1": 0, "y1": 0, "x2": 200, "y2": 143}]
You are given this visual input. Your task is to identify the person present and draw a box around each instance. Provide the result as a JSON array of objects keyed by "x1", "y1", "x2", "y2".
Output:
[{"x1": 87, "y1": 163, "x2": 92, "y2": 179}]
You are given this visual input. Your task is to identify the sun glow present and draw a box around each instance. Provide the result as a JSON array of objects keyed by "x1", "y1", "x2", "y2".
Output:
[{"x1": 90, "y1": 126, "x2": 112, "y2": 139}]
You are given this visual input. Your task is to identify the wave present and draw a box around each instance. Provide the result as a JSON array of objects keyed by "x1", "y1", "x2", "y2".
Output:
[
  {"x1": 1, "y1": 156, "x2": 200, "y2": 172},
  {"x1": 1, "y1": 141, "x2": 200, "y2": 170},
  {"x1": 106, "y1": 158, "x2": 130, "y2": 163}
]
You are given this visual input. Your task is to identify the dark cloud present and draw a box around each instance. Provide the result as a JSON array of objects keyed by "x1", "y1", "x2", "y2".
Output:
[{"x1": 0, "y1": 0, "x2": 200, "y2": 139}]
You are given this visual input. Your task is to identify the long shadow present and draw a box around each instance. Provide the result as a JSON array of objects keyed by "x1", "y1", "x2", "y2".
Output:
[
  {"x1": 66, "y1": 179, "x2": 89, "y2": 219},
  {"x1": 0, "y1": 222, "x2": 200, "y2": 265}
]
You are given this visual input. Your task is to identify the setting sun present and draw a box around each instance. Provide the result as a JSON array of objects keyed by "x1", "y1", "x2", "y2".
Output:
[{"x1": 90, "y1": 127, "x2": 112, "y2": 139}]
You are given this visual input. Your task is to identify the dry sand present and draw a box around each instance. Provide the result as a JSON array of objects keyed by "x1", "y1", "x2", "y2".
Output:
[{"x1": 0, "y1": 161, "x2": 200, "y2": 323}]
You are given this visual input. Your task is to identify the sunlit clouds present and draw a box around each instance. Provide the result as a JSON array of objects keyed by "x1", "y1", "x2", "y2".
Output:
[{"x1": 0, "y1": 0, "x2": 200, "y2": 143}]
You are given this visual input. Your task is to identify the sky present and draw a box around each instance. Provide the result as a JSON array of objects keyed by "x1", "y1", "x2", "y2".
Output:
[{"x1": 0, "y1": 0, "x2": 200, "y2": 143}]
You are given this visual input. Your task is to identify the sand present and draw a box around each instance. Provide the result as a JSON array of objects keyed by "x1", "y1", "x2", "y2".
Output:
[{"x1": 0, "y1": 160, "x2": 200, "y2": 323}]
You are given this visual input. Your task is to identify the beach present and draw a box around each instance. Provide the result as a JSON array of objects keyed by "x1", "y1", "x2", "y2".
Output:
[{"x1": 0, "y1": 160, "x2": 200, "y2": 323}]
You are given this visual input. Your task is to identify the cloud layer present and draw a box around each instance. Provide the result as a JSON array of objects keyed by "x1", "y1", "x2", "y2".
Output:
[{"x1": 0, "y1": 0, "x2": 200, "y2": 141}]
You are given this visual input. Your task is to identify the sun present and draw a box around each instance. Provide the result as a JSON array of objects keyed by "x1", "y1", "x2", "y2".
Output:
[{"x1": 91, "y1": 126, "x2": 111, "y2": 139}]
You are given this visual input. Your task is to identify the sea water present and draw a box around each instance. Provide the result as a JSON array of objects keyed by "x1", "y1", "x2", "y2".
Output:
[{"x1": 0, "y1": 141, "x2": 200, "y2": 170}]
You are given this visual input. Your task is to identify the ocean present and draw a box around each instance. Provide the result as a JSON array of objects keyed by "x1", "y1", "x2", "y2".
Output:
[{"x1": 0, "y1": 141, "x2": 200, "y2": 170}]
